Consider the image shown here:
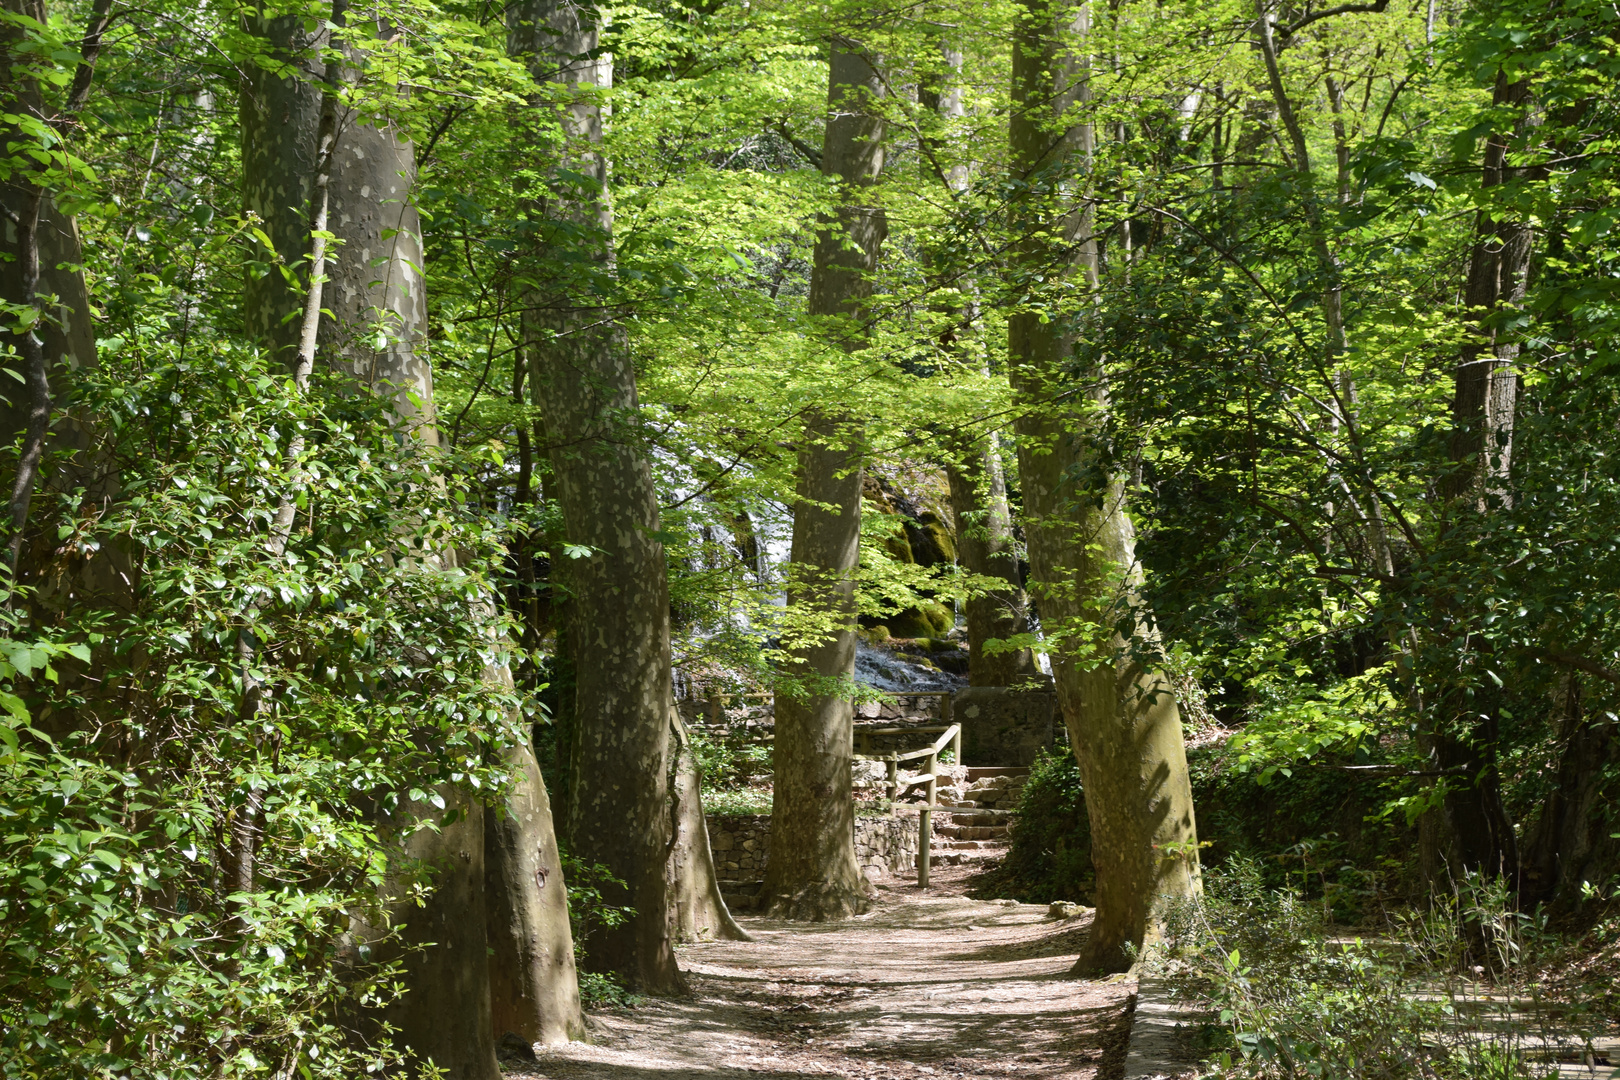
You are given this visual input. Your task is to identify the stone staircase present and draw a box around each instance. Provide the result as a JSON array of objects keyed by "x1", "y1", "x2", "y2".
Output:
[{"x1": 928, "y1": 766, "x2": 1027, "y2": 865}]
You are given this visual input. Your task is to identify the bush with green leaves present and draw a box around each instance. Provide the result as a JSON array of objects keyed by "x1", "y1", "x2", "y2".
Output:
[
  {"x1": 975, "y1": 746, "x2": 1092, "y2": 904},
  {"x1": 1163, "y1": 862, "x2": 1600, "y2": 1079},
  {"x1": 0, "y1": 349, "x2": 525, "y2": 1079}
]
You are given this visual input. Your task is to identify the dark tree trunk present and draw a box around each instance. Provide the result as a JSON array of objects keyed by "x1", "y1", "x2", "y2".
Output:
[
  {"x1": 0, "y1": 0, "x2": 107, "y2": 579},
  {"x1": 508, "y1": 0, "x2": 682, "y2": 993},
  {"x1": 947, "y1": 446, "x2": 1037, "y2": 687},
  {"x1": 1423, "y1": 69, "x2": 1541, "y2": 895},
  {"x1": 1006, "y1": 0, "x2": 1200, "y2": 973},
  {"x1": 1520, "y1": 678, "x2": 1620, "y2": 908},
  {"x1": 762, "y1": 41, "x2": 886, "y2": 922}
]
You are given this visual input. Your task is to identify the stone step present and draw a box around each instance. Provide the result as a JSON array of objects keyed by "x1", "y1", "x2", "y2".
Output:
[
  {"x1": 935, "y1": 839, "x2": 1004, "y2": 851},
  {"x1": 927, "y1": 848, "x2": 1004, "y2": 865},
  {"x1": 964, "y1": 767, "x2": 1031, "y2": 781},
  {"x1": 942, "y1": 807, "x2": 1013, "y2": 821},
  {"x1": 937, "y1": 824, "x2": 1010, "y2": 841}
]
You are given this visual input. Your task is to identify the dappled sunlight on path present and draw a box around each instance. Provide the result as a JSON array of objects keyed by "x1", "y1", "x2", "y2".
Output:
[{"x1": 507, "y1": 877, "x2": 1132, "y2": 1080}]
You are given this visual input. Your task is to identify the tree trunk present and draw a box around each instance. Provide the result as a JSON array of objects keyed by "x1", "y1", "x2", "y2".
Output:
[
  {"x1": 919, "y1": 41, "x2": 1036, "y2": 689},
  {"x1": 485, "y1": 729, "x2": 587, "y2": 1044},
  {"x1": 762, "y1": 41, "x2": 886, "y2": 922},
  {"x1": 1520, "y1": 677, "x2": 1620, "y2": 909},
  {"x1": 508, "y1": 0, "x2": 682, "y2": 993},
  {"x1": 241, "y1": 5, "x2": 574, "y2": 1066},
  {"x1": 1006, "y1": 0, "x2": 1200, "y2": 974},
  {"x1": 667, "y1": 712, "x2": 751, "y2": 942},
  {"x1": 0, "y1": 0, "x2": 111, "y2": 580},
  {"x1": 1422, "y1": 68, "x2": 1540, "y2": 894},
  {"x1": 947, "y1": 446, "x2": 1038, "y2": 687}
]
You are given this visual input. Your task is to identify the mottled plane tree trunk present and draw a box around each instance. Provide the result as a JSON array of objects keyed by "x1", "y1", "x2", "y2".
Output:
[
  {"x1": 240, "y1": 2, "x2": 580, "y2": 1065},
  {"x1": 1006, "y1": 0, "x2": 1200, "y2": 973},
  {"x1": 507, "y1": 0, "x2": 682, "y2": 992},
  {"x1": 762, "y1": 41, "x2": 886, "y2": 922}
]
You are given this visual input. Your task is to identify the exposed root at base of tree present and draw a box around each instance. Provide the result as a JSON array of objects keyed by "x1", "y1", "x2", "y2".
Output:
[{"x1": 506, "y1": 865, "x2": 1135, "y2": 1080}]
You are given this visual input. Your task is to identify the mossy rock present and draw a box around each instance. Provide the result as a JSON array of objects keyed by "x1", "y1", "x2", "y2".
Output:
[
  {"x1": 862, "y1": 625, "x2": 892, "y2": 645},
  {"x1": 904, "y1": 512, "x2": 957, "y2": 567},
  {"x1": 885, "y1": 602, "x2": 954, "y2": 639}
]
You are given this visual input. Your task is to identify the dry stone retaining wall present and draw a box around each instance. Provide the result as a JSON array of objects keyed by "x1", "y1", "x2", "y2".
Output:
[{"x1": 707, "y1": 813, "x2": 918, "y2": 885}]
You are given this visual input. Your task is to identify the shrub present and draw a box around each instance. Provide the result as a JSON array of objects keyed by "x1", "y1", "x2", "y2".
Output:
[
  {"x1": 975, "y1": 746, "x2": 1092, "y2": 904},
  {"x1": 1162, "y1": 862, "x2": 1597, "y2": 1079}
]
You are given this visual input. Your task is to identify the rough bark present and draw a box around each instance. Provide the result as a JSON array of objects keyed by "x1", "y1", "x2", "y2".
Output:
[
  {"x1": 947, "y1": 446, "x2": 1038, "y2": 687},
  {"x1": 762, "y1": 41, "x2": 886, "y2": 922},
  {"x1": 1006, "y1": 0, "x2": 1200, "y2": 974},
  {"x1": 485, "y1": 732, "x2": 587, "y2": 1045},
  {"x1": 508, "y1": 0, "x2": 681, "y2": 993},
  {"x1": 667, "y1": 712, "x2": 751, "y2": 942},
  {"x1": 241, "y1": 5, "x2": 574, "y2": 1067}
]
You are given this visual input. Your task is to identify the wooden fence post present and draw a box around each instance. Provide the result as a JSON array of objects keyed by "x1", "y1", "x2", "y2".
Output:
[{"x1": 918, "y1": 751, "x2": 938, "y2": 889}]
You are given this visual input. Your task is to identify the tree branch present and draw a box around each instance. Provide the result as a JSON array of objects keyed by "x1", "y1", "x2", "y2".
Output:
[
  {"x1": 1533, "y1": 648, "x2": 1620, "y2": 689},
  {"x1": 773, "y1": 119, "x2": 823, "y2": 170},
  {"x1": 1281, "y1": 0, "x2": 1391, "y2": 39}
]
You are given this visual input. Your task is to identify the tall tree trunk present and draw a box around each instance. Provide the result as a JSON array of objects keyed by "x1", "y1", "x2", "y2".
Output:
[
  {"x1": 762, "y1": 40, "x2": 886, "y2": 922},
  {"x1": 1421, "y1": 67, "x2": 1540, "y2": 893},
  {"x1": 508, "y1": 0, "x2": 682, "y2": 993},
  {"x1": 241, "y1": 5, "x2": 577, "y2": 1066},
  {"x1": 1006, "y1": 0, "x2": 1200, "y2": 974},
  {"x1": 667, "y1": 712, "x2": 751, "y2": 942}
]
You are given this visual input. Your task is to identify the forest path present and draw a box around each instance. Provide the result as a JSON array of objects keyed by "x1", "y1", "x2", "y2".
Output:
[{"x1": 507, "y1": 869, "x2": 1135, "y2": 1080}]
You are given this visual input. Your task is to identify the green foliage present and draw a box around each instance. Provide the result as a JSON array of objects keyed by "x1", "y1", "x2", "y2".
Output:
[
  {"x1": 1164, "y1": 863, "x2": 1600, "y2": 1079},
  {"x1": 976, "y1": 747, "x2": 1092, "y2": 904},
  {"x1": 558, "y1": 855, "x2": 639, "y2": 1008},
  {"x1": 0, "y1": 347, "x2": 521, "y2": 1077}
]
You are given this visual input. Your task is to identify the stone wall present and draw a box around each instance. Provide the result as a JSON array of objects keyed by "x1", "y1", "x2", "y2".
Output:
[
  {"x1": 707, "y1": 813, "x2": 919, "y2": 886},
  {"x1": 956, "y1": 686, "x2": 1056, "y2": 767}
]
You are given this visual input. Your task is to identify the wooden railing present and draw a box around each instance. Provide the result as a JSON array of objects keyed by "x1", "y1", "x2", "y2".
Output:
[{"x1": 854, "y1": 720, "x2": 960, "y2": 889}]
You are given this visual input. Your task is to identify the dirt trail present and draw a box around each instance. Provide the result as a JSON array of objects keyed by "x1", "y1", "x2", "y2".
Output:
[{"x1": 507, "y1": 871, "x2": 1135, "y2": 1080}]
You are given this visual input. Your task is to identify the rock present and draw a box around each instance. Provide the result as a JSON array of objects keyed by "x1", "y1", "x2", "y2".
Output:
[
  {"x1": 497, "y1": 1032, "x2": 538, "y2": 1063},
  {"x1": 714, "y1": 832, "x2": 734, "y2": 851},
  {"x1": 1048, "y1": 901, "x2": 1086, "y2": 919}
]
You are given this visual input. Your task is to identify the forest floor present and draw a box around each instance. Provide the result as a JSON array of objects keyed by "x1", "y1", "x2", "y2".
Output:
[{"x1": 503, "y1": 863, "x2": 1137, "y2": 1080}]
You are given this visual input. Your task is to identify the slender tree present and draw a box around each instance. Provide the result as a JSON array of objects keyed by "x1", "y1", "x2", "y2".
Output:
[
  {"x1": 919, "y1": 41, "x2": 1037, "y2": 689},
  {"x1": 507, "y1": 0, "x2": 682, "y2": 991},
  {"x1": 1006, "y1": 0, "x2": 1201, "y2": 972},
  {"x1": 762, "y1": 38, "x2": 887, "y2": 922}
]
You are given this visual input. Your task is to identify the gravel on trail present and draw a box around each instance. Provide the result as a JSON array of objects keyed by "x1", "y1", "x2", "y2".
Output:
[{"x1": 505, "y1": 866, "x2": 1135, "y2": 1080}]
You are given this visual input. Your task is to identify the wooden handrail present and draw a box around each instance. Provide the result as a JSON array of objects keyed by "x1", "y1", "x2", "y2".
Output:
[
  {"x1": 848, "y1": 720, "x2": 962, "y2": 891},
  {"x1": 856, "y1": 724, "x2": 952, "y2": 736}
]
